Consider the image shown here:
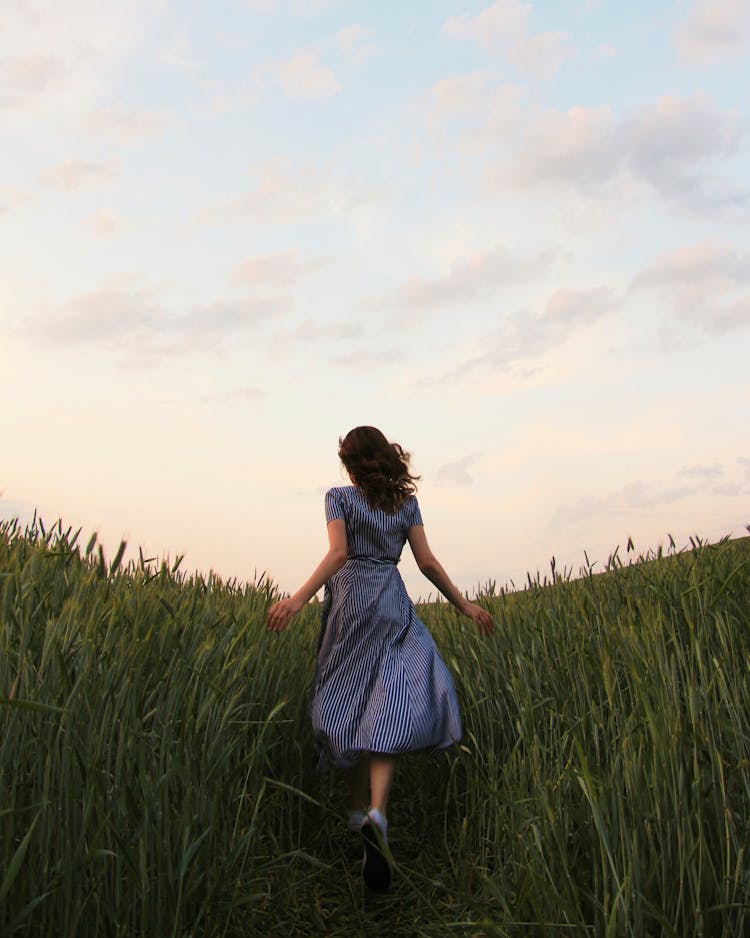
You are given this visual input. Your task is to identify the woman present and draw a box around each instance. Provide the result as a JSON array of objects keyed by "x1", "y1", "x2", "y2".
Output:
[{"x1": 265, "y1": 426, "x2": 494, "y2": 891}]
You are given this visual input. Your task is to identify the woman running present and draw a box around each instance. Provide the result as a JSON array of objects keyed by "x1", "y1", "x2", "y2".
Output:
[{"x1": 265, "y1": 426, "x2": 494, "y2": 890}]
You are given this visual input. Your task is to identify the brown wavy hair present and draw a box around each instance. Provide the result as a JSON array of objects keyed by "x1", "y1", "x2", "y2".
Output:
[{"x1": 338, "y1": 426, "x2": 420, "y2": 513}]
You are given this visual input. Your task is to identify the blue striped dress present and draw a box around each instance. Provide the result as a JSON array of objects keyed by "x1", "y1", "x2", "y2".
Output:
[{"x1": 309, "y1": 485, "x2": 462, "y2": 768}]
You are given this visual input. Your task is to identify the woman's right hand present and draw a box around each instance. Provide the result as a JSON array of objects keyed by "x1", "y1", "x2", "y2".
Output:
[
  {"x1": 463, "y1": 602, "x2": 495, "y2": 636},
  {"x1": 265, "y1": 596, "x2": 303, "y2": 632}
]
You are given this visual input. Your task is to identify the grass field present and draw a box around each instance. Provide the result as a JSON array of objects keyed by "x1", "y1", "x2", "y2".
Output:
[{"x1": 1, "y1": 516, "x2": 749, "y2": 936}]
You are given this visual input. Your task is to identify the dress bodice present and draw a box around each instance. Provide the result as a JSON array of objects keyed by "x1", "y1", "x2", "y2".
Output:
[{"x1": 324, "y1": 486, "x2": 423, "y2": 563}]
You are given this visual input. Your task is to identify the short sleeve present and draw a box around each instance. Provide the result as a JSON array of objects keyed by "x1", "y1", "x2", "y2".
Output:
[
  {"x1": 325, "y1": 487, "x2": 345, "y2": 523},
  {"x1": 403, "y1": 495, "x2": 423, "y2": 528}
]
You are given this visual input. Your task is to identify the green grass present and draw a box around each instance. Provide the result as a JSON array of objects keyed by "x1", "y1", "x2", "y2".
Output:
[{"x1": 1, "y1": 517, "x2": 749, "y2": 936}]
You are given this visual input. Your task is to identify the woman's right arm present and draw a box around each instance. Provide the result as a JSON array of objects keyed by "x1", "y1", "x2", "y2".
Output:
[
  {"x1": 265, "y1": 519, "x2": 347, "y2": 632},
  {"x1": 407, "y1": 525, "x2": 494, "y2": 635}
]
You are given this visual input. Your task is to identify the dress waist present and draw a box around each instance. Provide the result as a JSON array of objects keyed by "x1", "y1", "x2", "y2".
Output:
[{"x1": 348, "y1": 555, "x2": 398, "y2": 565}]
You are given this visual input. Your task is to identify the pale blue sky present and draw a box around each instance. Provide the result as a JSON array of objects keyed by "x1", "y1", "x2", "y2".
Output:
[{"x1": 2, "y1": 0, "x2": 748, "y2": 596}]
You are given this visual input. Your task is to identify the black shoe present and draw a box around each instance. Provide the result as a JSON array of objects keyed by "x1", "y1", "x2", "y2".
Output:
[{"x1": 361, "y1": 810, "x2": 392, "y2": 892}]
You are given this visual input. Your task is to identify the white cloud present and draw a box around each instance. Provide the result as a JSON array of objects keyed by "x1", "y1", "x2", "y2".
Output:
[
  {"x1": 40, "y1": 159, "x2": 121, "y2": 191},
  {"x1": 241, "y1": 0, "x2": 341, "y2": 13},
  {"x1": 424, "y1": 77, "x2": 747, "y2": 213},
  {"x1": 428, "y1": 72, "x2": 493, "y2": 125},
  {"x1": 674, "y1": 0, "x2": 750, "y2": 66},
  {"x1": 443, "y1": 0, "x2": 530, "y2": 45},
  {"x1": 274, "y1": 52, "x2": 341, "y2": 101},
  {"x1": 330, "y1": 347, "x2": 404, "y2": 368},
  {"x1": 195, "y1": 158, "x2": 383, "y2": 227},
  {"x1": 231, "y1": 250, "x2": 330, "y2": 284},
  {"x1": 716, "y1": 294, "x2": 750, "y2": 332},
  {"x1": 335, "y1": 24, "x2": 376, "y2": 63},
  {"x1": 87, "y1": 104, "x2": 174, "y2": 144},
  {"x1": 622, "y1": 92, "x2": 746, "y2": 209},
  {"x1": 483, "y1": 92, "x2": 747, "y2": 213},
  {"x1": 632, "y1": 240, "x2": 750, "y2": 294},
  {"x1": 442, "y1": 0, "x2": 574, "y2": 78},
  {"x1": 375, "y1": 246, "x2": 556, "y2": 323},
  {"x1": 159, "y1": 32, "x2": 203, "y2": 71},
  {"x1": 84, "y1": 212, "x2": 127, "y2": 238},
  {"x1": 277, "y1": 317, "x2": 365, "y2": 346},
  {"x1": 0, "y1": 53, "x2": 67, "y2": 102},
  {"x1": 631, "y1": 240, "x2": 750, "y2": 334},
  {"x1": 505, "y1": 30, "x2": 574, "y2": 77},
  {"x1": 426, "y1": 74, "x2": 528, "y2": 151},
  {"x1": 436, "y1": 454, "x2": 480, "y2": 486},
  {"x1": 0, "y1": 0, "x2": 165, "y2": 124},
  {"x1": 678, "y1": 462, "x2": 723, "y2": 479},
  {"x1": 0, "y1": 188, "x2": 30, "y2": 215},
  {"x1": 506, "y1": 105, "x2": 619, "y2": 190}
]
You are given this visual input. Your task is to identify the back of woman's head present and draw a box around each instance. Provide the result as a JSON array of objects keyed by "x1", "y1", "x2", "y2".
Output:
[{"x1": 338, "y1": 426, "x2": 420, "y2": 513}]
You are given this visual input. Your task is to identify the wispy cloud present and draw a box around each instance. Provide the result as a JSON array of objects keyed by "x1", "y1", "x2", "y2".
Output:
[
  {"x1": 202, "y1": 385, "x2": 265, "y2": 404},
  {"x1": 272, "y1": 51, "x2": 341, "y2": 101},
  {"x1": 712, "y1": 482, "x2": 742, "y2": 496},
  {"x1": 552, "y1": 479, "x2": 700, "y2": 527},
  {"x1": 674, "y1": 0, "x2": 750, "y2": 67},
  {"x1": 418, "y1": 285, "x2": 618, "y2": 386},
  {"x1": 40, "y1": 159, "x2": 121, "y2": 191},
  {"x1": 28, "y1": 275, "x2": 292, "y2": 363},
  {"x1": 87, "y1": 104, "x2": 174, "y2": 144},
  {"x1": 83, "y1": 212, "x2": 127, "y2": 238}
]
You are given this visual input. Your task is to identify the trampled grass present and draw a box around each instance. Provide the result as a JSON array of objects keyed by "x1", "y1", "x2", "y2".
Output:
[{"x1": 1, "y1": 517, "x2": 748, "y2": 936}]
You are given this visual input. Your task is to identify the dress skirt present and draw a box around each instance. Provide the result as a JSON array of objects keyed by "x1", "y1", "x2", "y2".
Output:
[{"x1": 309, "y1": 486, "x2": 462, "y2": 769}]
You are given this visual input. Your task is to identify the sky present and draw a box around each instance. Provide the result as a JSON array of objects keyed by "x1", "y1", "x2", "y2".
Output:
[{"x1": 1, "y1": 0, "x2": 749, "y2": 598}]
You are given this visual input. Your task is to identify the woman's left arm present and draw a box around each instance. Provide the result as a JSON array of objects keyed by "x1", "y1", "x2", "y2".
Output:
[{"x1": 265, "y1": 519, "x2": 347, "y2": 632}]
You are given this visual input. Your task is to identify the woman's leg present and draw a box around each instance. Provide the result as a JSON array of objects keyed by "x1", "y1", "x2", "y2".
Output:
[
  {"x1": 347, "y1": 756, "x2": 370, "y2": 812},
  {"x1": 369, "y1": 754, "x2": 396, "y2": 816},
  {"x1": 361, "y1": 754, "x2": 395, "y2": 891}
]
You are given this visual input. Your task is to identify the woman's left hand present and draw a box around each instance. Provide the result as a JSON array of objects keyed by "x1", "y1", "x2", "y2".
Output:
[{"x1": 265, "y1": 596, "x2": 304, "y2": 632}]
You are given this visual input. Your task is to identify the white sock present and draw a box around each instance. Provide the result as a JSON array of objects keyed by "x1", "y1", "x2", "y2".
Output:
[{"x1": 366, "y1": 807, "x2": 388, "y2": 843}]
